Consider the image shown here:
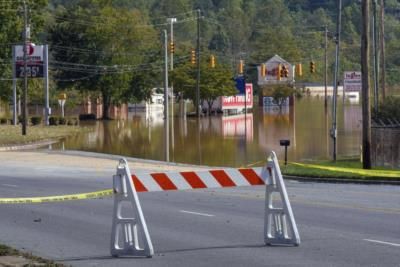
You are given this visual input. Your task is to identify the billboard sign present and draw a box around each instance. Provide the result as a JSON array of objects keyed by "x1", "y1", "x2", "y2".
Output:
[
  {"x1": 344, "y1": 71, "x2": 361, "y2": 92},
  {"x1": 235, "y1": 76, "x2": 245, "y2": 94},
  {"x1": 222, "y1": 83, "x2": 253, "y2": 110},
  {"x1": 14, "y1": 44, "x2": 44, "y2": 78}
]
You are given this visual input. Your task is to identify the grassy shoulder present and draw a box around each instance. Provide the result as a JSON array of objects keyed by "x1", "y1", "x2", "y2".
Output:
[
  {"x1": 281, "y1": 159, "x2": 400, "y2": 181},
  {"x1": 0, "y1": 125, "x2": 92, "y2": 147},
  {"x1": 0, "y1": 244, "x2": 65, "y2": 266}
]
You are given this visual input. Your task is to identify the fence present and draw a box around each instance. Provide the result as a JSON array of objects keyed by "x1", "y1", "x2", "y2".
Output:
[{"x1": 372, "y1": 119, "x2": 400, "y2": 169}]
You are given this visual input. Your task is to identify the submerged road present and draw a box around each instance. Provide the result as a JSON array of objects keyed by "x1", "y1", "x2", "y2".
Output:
[{"x1": 0, "y1": 151, "x2": 399, "y2": 267}]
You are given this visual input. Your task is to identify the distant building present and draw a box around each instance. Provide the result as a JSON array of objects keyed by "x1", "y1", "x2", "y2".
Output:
[
  {"x1": 257, "y1": 54, "x2": 294, "y2": 86},
  {"x1": 257, "y1": 55, "x2": 295, "y2": 106},
  {"x1": 128, "y1": 88, "x2": 164, "y2": 112}
]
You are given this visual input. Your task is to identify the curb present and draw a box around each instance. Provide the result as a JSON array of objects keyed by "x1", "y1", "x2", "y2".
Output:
[
  {"x1": 283, "y1": 175, "x2": 400, "y2": 186},
  {"x1": 44, "y1": 151, "x2": 400, "y2": 186},
  {"x1": 0, "y1": 140, "x2": 57, "y2": 151},
  {"x1": 42, "y1": 149, "x2": 212, "y2": 169},
  {"x1": 2, "y1": 145, "x2": 399, "y2": 186}
]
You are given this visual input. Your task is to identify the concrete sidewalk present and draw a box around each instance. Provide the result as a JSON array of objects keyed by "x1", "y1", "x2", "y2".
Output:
[{"x1": 0, "y1": 150, "x2": 207, "y2": 174}]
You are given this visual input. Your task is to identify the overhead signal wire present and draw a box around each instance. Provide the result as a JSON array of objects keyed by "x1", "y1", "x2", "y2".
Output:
[
  {"x1": 49, "y1": 45, "x2": 162, "y2": 57},
  {"x1": 49, "y1": 12, "x2": 197, "y2": 29},
  {"x1": 48, "y1": 54, "x2": 191, "y2": 76},
  {"x1": 150, "y1": 10, "x2": 196, "y2": 22}
]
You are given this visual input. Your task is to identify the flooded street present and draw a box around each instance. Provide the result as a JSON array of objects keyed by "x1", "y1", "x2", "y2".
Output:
[{"x1": 53, "y1": 97, "x2": 362, "y2": 167}]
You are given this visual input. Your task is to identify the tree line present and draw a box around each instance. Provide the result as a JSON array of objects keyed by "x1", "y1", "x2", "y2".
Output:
[{"x1": 0, "y1": 0, "x2": 399, "y2": 118}]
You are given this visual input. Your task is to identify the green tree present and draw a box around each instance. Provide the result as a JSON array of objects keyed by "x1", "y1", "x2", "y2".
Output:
[
  {"x1": 261, "y1": 84, "x2": 294, "y2": 110},
  {"x1": 171, "y1": 58, "x2": 237, "y2": 110},
  {"x1": 0, "y1": 0, "x2": 48, "y2": 102},
  {"x1": 47, "y1": 1, "x2": 159, "y2": 119},
  {"x1": 200, "y1": 61, "x2": 237, "y2": 110}
]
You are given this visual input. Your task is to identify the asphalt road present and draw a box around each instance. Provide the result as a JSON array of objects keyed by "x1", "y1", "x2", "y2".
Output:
[{"x1": 0, "y1": 151, "x2": 399, "y2": 267}]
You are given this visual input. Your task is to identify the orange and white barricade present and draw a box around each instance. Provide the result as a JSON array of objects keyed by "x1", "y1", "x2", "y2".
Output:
[{"x1": 110, "y1": 151, "x2": 300, "y2": 257}]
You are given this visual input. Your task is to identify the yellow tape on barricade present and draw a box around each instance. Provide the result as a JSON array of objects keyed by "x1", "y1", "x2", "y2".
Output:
[{"x1": 0, "y1": 189, "x2": 113, "y2": 204}]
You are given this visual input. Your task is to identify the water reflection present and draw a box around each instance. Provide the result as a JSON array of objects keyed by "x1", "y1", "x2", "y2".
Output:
[{"x1": 54, "y1": 98, "x2": 362, "y2": 167}]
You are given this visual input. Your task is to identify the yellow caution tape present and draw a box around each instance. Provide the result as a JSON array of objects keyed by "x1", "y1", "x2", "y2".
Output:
[
  {"x1": 290, "y1": 162, "x2": 400, "y2": 177},
  {"x1": 0, "y1": 189, "x2": 114, "y2": 204}
]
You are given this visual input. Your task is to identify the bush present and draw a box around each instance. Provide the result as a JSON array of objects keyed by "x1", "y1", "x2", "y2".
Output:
[
  {"x1": 0, "y1": 118, "x2": 8, "y2": 124},
  {"x1": 30, "y1": 116, "x2": 42, "y2": 125},
  {"x1": 375, "y1": 96, "x2": 400, "y2": 123},
  {"x1": 67, "y1": 116, "x2": 79, "y2": 126},
  {"x1": 79, "y1": 113, "x2": 96, "y2": 120},
  {"x1": 49, "y1": 116, "x2": 59, "y2": 126},
  {"x1": 59, "y1": 117, "x2": 67, "y2": 125}
]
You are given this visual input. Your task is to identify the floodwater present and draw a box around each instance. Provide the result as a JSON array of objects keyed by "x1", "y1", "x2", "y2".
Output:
[{"x1": 53, "y1": 97, "x2": 362, "y2": 167}]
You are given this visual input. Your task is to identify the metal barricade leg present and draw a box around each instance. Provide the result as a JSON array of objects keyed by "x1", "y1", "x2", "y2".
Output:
[
  {"x1": 110, "y1": 159, "x2": 154, "y2": 257},
  {"x1": 264, "y1": 152, "x2": 300, "y2": 246}
]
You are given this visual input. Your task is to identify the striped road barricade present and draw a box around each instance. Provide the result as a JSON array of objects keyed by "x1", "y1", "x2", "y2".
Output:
[{"x1": 110, "y1": 151, "x2": 300, "y2": 258}]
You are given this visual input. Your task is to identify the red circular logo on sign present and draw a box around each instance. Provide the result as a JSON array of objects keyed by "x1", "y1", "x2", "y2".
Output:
[{"x1": 26, "y1": 44, "x2": 34, "y2": 55}]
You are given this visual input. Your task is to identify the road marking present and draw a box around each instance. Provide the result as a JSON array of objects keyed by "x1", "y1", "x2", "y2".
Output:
[
  {"x1": 2, "y1": 184, "x2": 18, "y2": 188},
  {"x1": 180, "y1": 210, "x2": 215, "y2": 217},
  {"x1": 363, "y1": 239, "x2": 400, "y2": 247}
]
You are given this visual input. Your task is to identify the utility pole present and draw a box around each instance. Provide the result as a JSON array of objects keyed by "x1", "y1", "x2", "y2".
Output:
[
  {"x1": 372, "y1": 0, "x2": 379, "y2": 114},
  {"x1": 44, "y1": 45, "x2": 50, "y2": 126},
  {"x1": 12, "y1": 46, "x2": 17, "y2": 125},
  {"x1": 379, "y1": 0, "x2": 386, "y2": 99},
  {"x1": 22, "y1": 0, "x2": 29, "y2": 135},
  {"x1": 331, "y1": 0, "x2": 342, "y2": 161},
  {"x1": 196, "y1": 9, "x2": 201, "y2": 118},
  {"x1": 324, "y1": 25, "x2": 328, "y2": 109},
  {"x1": 163, "y1": 30, "x2": 169, "y2": 162},
  {"x1": 361, "y1": 0, "x2": 372, "y2": 169}
]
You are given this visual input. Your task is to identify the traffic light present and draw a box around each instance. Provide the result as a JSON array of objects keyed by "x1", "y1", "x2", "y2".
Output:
[
  {"x1": 260, "y1": 63, "x2": 266, "y2": 77},
  {"x1": 210, "y1": 54, "x2": 216, "y2": 68},
  {"x1": 310, "y1": 61, "x2": 315, "y2": 73},
  {"x1": 277, "y1": 64, "x2": 282, "y2": 81},
  {"x1": 238, "y1": 60, "x2": 244, "y2": 75},
  {"x1": 296, "y1": 63, "x2": 303, "y2": 77},
  {"x1": 170, "y1": 42, "x2": 175, "y2": 54},
  {"x1": 191, "y1": 49, "x2": 196, "y2": 65}
]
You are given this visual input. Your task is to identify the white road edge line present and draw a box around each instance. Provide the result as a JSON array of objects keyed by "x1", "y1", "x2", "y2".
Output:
[
  {"x1": 180, "y1": 210, "x2": 215, "y2": 217},
  {"x1": 2, "y1": 184, "x2": 18, "y2": 188},
  {"x1": 363, "y1": 239, "x2": 400, "y2": 247}
]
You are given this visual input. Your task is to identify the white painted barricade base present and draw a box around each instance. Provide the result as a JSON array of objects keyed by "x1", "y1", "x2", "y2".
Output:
[
  {"x1": 110, "y1": 159, "x2": 154, "y2": 257},
  {"x1": 264, "y1": 152, "x2": 300, "y2": 246}
]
